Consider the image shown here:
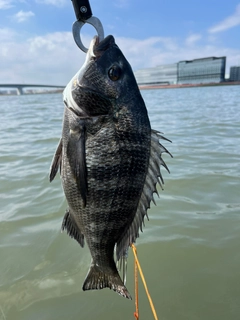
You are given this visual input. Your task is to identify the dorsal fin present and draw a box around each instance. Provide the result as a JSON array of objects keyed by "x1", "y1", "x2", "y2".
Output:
[{"x1": 116, "y1": 130, "x2": 172, "y2": 261}]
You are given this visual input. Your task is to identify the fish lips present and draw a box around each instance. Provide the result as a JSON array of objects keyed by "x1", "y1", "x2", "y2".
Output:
[
  {"x1": 78, "y1": 35, "x2": 117, "y2": 77},
  {"x1": 83, "y1": 34, "x2": 117, "y2": 62},
  {"x1": 93, "y1": 35, "x2": 116, "y2": 58},
  {"x1": 76, "y1": 35, "x2": 121, "y2": 89}
]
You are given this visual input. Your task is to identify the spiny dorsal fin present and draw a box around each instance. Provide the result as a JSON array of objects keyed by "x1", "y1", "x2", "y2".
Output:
[{"x1": 116, "y1": 129, "x2": 172, "y2": 261}]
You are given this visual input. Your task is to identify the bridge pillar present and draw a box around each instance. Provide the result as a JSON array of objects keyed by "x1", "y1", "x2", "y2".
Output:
[{"x1": 16, "y1": 87, "x2": 24, "y2": 95}]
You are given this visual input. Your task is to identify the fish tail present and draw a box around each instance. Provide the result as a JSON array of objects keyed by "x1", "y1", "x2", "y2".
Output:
[{"x1": 82, "y1": 263, "x2": 132, "y2": 299}]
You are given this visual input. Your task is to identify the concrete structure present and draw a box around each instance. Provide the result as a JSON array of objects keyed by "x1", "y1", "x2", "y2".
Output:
[
  {"x1": 0, "y1": 84, "x2": 64, "y2": 95},
  {"x1": 134, "y1": 63, "x2": 177, "y2": 85},
  {"x1": 134, "y1": 57, "x2": 227, "y2": 86},
  {"x1": 229, "y1": 66, "x2": 240, "y2": 81},
  {"x1": 178, "y1": 57, "x2": 226, "y2": 84}
]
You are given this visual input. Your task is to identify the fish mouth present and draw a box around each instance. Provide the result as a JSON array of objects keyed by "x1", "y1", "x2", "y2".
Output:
[
  {"x1": 87, "y1": 35, "x2": 116, "y2": 61},
  {"x1": 86, "y1": 35, "x2": 99, "y2": 61}
]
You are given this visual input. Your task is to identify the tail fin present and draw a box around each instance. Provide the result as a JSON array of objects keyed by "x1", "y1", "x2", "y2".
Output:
[{"x1": 82, "y1": 264, "x2": 132, "y2": 299}]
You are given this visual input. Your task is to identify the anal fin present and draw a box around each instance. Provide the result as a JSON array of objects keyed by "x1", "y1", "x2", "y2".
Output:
[{"x1": 61, "y1": 210, "x2": 84, "y2": 247}]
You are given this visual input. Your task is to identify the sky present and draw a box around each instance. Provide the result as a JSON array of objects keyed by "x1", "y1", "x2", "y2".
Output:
[{"x1": 0, "y1": 0, "x2": 240, "y2": 85}]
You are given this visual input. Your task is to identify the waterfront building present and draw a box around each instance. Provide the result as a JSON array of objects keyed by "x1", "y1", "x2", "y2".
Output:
[
  {"x1": 134, "y1": 63, "x2": 177, "y2": 85},
  {"x1": 178, "y1": 57, "x2": 226, "y2": 84},
  {"x1": 229, "y1": 66, "x2": 240, "y2": 81}
]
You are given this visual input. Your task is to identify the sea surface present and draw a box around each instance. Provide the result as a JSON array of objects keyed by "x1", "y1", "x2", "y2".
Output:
[{"x1": 0, "y1": 86, "x2": 239, "y2": 320}]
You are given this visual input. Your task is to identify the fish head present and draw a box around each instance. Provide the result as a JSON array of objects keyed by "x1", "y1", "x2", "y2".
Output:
[{"x1": 63, "y1": 35, "x2": 141, "y2": 117}]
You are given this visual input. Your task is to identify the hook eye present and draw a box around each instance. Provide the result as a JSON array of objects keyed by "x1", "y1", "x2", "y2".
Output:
[{"x1": 72, "y1": 16, "x2": 104, "y2": 53}]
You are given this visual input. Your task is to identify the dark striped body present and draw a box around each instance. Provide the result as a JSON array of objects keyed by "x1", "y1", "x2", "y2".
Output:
[{"x1": 62, "y1": 93, "x2": 151, "y2": 262}]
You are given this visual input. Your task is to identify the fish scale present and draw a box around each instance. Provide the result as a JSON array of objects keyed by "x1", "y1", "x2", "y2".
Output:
[{"x1": 50, "y1": 35, "x2": 172, "y2": 299}]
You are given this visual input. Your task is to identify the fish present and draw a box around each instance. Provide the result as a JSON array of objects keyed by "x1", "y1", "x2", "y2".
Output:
[{"x1": 49, "y1": 35, "x2": 172, "y2": 299}]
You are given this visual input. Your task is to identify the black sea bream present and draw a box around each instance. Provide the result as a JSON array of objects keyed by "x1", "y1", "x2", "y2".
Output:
[{"x1": 50, "y1": 35, "x2": 172, "y2": 299}]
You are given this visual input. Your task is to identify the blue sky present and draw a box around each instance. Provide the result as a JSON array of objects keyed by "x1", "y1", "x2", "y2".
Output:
[{"x1": 0, "y1": 0, "x2": 240, "y2": 85}]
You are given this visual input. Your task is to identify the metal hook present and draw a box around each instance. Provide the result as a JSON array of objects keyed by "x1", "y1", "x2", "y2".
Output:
[{"x1": 72, "y1": 16, "x2": 104, "y2": 53}]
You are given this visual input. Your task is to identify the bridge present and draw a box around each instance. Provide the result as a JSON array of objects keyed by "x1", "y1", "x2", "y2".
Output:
[{"x1": 0, "y1": 84, "x2": 65, "y2": 95}]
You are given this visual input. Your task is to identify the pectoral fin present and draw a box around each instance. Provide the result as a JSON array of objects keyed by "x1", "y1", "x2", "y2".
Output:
[
  {"x1": 49, "y1": 138, "x2": 62, "y2": 182},
  {"x1": 67, "y1": 120, "x2": 87, "y2": 206}
]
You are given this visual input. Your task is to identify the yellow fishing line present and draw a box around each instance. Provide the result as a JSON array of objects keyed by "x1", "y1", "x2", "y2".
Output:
[
  {"x1": 131, "y1": 244, "x2": 159, "y2": 320},
  {"x1": 134, "y1": 247, "x2": 139, "y2": 320}
]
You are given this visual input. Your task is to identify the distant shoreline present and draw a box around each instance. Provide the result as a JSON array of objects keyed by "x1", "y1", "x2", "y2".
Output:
[
  {"x1": 0, "y1": 89, "x2": 63, "y2": 96},
  {"x1": 139, "y1": 81, "x2": 240, "y2": 90},
  {"x1": 1, "y1": 82, "x2": 239, "y2": 96}
]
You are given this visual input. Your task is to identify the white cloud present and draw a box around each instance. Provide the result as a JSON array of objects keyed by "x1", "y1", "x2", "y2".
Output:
[
  {"x1": 0, "y1": 29, "x2": 240, "y2": 85},
  {"x1": 0, "y1": 28, "x2": 16, "y2": 40},
  {"x1": 0, "y1": 0, "x2": 14, "y2": 9},
  {"x1": 35, "y1": 0, "x2": 68, "y2": 7},
  {"x1": 185, "y1": 34, "x2": 202, "y2": 46},
  {"x1": 13, "y1": 10, "x2": 35, "y2": 22},
  {"x1": 117, "y1": 36, "x2": 179, "y2": 68},
  {"x1": 0, "y1": 30, "x2": 87, "y2": 85},
  {"x1": 208, "y1": 3, "x2": 240, "y2": 33},
  {"x1": 116, "y1": 35, "x2": 240, "y2": 76}
]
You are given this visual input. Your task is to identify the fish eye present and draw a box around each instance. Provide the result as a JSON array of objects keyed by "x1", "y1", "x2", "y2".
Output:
[{"x1": 108, "y1": 65, "x2": 121, "y2": 81}]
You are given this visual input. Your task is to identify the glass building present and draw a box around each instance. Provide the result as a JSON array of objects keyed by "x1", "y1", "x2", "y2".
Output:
[
  {"x1": 177, "y1": 57, "x2": 226, "y2": 84},
  {"x1": 229, "y1": 66, "x2": 240, "y2": 81},
  {"x1": 134, "y1": 64, "x2": 177, "y2": 85}
]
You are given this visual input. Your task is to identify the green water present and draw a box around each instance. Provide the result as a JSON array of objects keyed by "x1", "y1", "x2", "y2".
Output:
[{"x1": 0, "y1": 86, "x2": 240, "y2": 320}]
